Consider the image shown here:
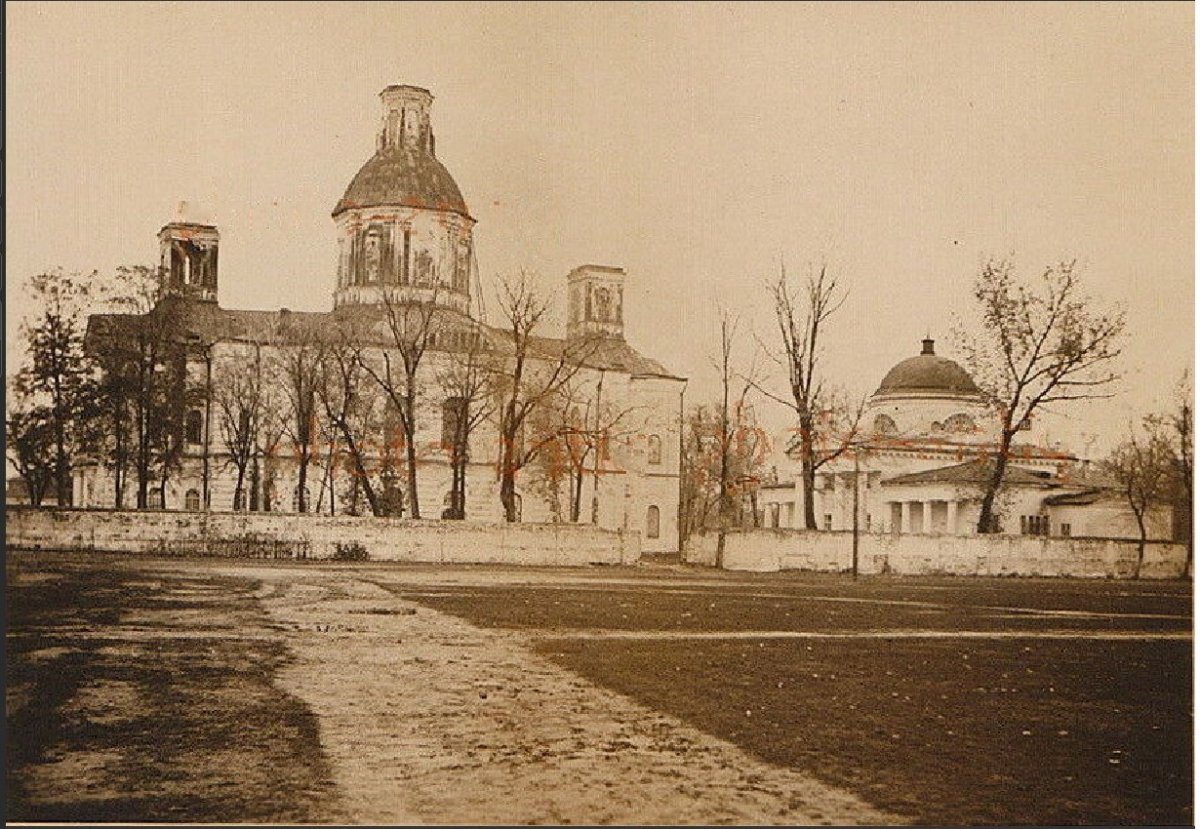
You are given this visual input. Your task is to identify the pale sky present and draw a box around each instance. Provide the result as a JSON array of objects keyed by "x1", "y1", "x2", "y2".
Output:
[{"x1": 6, "y1": 1, "x2": 1194, "y2": 458}]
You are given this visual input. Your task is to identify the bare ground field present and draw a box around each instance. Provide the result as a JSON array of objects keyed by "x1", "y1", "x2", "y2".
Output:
[{"x1": 5, "y1": 551, "x2": 1193, "y2": 825}]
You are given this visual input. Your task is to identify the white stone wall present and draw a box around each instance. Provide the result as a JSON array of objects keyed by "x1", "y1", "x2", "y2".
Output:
[
  {"x1": 6, "y1": 507, "x2": 641, "y2": 566},
  {"x1": 682, "y1": 528, "x2": 1189, "y2": 579}
]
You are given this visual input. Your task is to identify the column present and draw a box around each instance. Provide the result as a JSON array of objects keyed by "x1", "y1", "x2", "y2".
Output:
[
  {"x1": 947, "y1": 500, "x2": 959, "y2": 535},
  {"x1": 900, "y1": 501, "x2": 911, "y2": 534}
]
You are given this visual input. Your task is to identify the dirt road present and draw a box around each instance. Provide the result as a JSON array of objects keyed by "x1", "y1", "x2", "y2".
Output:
[{"x1": 249, "y1": 568, "x2": 903, "y2": 825}]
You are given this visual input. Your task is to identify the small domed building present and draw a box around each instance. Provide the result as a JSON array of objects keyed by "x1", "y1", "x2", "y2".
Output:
[
  {"x1": 757, "y1": 338, "x2": 1169, "y2": 539},
  {"x1": 75, "y1": 84, "x2": 687, "y2": 552}
]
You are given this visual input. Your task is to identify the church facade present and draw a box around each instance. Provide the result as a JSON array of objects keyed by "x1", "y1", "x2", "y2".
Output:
[{"x1": 75, "y1": 84, "x2": 687, "y2": 553}]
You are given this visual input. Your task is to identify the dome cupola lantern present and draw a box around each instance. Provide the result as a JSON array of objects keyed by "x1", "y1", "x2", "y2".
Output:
[{"x1": 378, "y1": 85, "x2": 435, "y2": 155}]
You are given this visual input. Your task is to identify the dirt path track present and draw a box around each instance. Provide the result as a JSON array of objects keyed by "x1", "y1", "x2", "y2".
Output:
[{"x1": 250, "y1": 571, "x2": 903, "y2": 825}]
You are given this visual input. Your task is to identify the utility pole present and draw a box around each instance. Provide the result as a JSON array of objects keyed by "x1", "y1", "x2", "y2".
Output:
[{"x1": 851, "y1": 444, "x2": 861, "y2": 579}]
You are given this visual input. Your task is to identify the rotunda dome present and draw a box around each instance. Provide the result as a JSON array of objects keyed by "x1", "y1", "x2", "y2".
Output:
[
  {"x1": 333, "y1": 146, "x2": 469, "y2": 218},
  {"x1": 874, "y1": 338, "x2": 980, "y2": 397}
]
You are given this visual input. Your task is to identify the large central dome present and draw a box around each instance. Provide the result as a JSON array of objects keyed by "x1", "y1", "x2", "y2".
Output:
[
  {"x1": 331, "y1": 85, "x2": 470, "y2": 219},
  {"x1": 331, "y1": 85, "x2": 476, "y2": 314},
  {"x1": 874, "y1": 338, "x2": 980, "y2": 397},
  {"x1": 333, "y1": 146, "x2": 469, "y2": 218}
]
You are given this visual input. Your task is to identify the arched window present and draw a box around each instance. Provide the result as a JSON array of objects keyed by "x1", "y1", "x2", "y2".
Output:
[
  {"x1": 873, "y1": 414, "x2": 897, "y2": 435},
  {"x1": 184, "y1": 489, "x2": 201, "y2": 511},
  {"x1": 944, "y1": 413, "x2": 977, "y2": 433},
  {"x1": 147, "y1": 489, "x2": 164, "y2": 509},
  {"x1": 646, "y1": 505, "x2": 661, "y2": 539},
  {"x1": 513, "y1": 493, "x2": 523, "y2": 523},
  {"x1": 647, "y1": 434, "x2": 663, "y2": 465},
  {"x1": 185, "y1": 410, "x2": 203, "y2": 445}
]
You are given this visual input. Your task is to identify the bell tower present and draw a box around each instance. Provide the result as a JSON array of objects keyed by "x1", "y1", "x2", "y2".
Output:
[
  {"x1": 567, "y1": 265, "x2": 625, "y2": 341},
  {"x1": 158, "y1": 202, "x2": 219, "y2": 303}
]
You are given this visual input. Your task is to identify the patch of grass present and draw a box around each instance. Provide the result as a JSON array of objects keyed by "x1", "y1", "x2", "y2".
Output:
[
  {"x1": 533, "y1": 637, "x2": 1192, "y2": 826},
  {"x1": 400, "y1": 575, "x2": 1193, "y2": 825},
  {"x1": 393, "y1": 579, "x2": 1191, "y2": 634}
]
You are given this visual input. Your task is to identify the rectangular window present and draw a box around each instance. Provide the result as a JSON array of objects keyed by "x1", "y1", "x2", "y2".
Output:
[
  {"x1": 1060, "y1": 522, "x2": 1071, "y2": 537},
  {"x1": 823, "y1": 514, "x2": 833, "y2": 531},
  {"x1": 1020, "y1": 515, "x2": 1028, "y2": 535}
]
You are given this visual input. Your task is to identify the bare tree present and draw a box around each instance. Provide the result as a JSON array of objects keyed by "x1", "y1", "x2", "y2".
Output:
[
  {"x1": 89, "y1": 296, "x2": 194, "y2": 509},
  {"x1": 13, "y1": 269, "x2": 105, "y2": 505},
  {"x1": 316, "y1": 325, "x2": 384, "y2": 516},
  {"x1": 679, "y1": 397, "x2": 770, "y2": 542},
  {"x1": 754, "y1": 264, "x2": 861, "y2": 529},
  {"x1": 1169, "y1": 372, "x2": 1193, "y2": 567},
  {"x1": 88, "y1": 266, "x2": 162, "y2": 508},
  {"x1": 6, "y1": 378, "x2": 54, "y2": 506},
  {"x1": 553, "y1": 372, "x2": 646, "y2": 524},
  {"x1": 954, "y1": 259, "x2": 1125, "y2": 533},
  {"x1": 1146, "y1": 370, "x2": 1194, "y2": 570},
  {"x1": 1107, "y1": 422, "x2": 1173, "y2": 578},
  {"x1": 251, "y1": 377, "x2": 288, "y2": 513},
  {"x1": 491, "y1": 271, "x2": 599, "y2": 522},
  {"x1": 214, "y1": 355, "x2": 266, "y2": 512},
  {"x1": 680, "y1": 404, "x2": 721, "y2": 539},
  {"x1": 715, "y1": 311, "x2": 739, "y2": 534},
  {"x1": 358, "y1": 290, "x2": 444, "y2": 519},
  {"x1": 271, "y1": 317, "x2": 325, "y2": 514},
  {"x1": 435, "y1": 325, "x2": 496, "y2": 519}
]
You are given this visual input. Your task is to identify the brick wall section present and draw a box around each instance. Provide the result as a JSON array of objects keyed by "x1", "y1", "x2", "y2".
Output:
[
  {"x1": 683, "y1": 529, "x2": 1189, "y2": 579},
  {"x1": 6, "y1": 507, "x2": 642, "y2": 566}
]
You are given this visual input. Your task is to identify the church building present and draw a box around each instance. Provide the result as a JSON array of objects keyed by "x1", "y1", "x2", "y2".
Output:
[
  {"x1": 759, "y1": 338, "x2": 1173, "y2": 541},
  {"x1": 75, "y1": 84, "x2": 687, "y2": 552}
]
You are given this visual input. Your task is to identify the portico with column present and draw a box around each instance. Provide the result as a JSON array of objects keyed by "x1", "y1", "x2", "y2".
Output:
[{"x1": 886, "y1": 495, "x2": 970, "y2": 535}]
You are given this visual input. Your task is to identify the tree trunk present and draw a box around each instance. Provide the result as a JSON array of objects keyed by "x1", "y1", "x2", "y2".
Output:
[
  {"x1": 233, "y1": 466, "x2": 246, "y2": 511},
  {"x1": 500, "y1": 466, "x2": 518, "y2": 522},
  {"x1": 1134, "y1": 511, "x2": 1147, "y2": 580},
  {"x1": 403, "y1": 387, "x2": 421, "y2": 519},
  {"x1": 977, "y1": 431, "x2": 1014, "y2": 533},
  {"x1": 405, "y1": 437, "x2": 420, "y2": 518},
  {"x1": 571, "y1": 464, "x2": 584, "y2": 523},
  {"x1": 339, "y1": 427, "x2": 380, "y2": 516},
  {"x1": 297, "y1": 451, "x2": 309, "y2": 513},
  {"x1": 21, "y1": 472, "x2": 43, "y2": 507},
  {"x1": 500, "y1": 425, "x2": 519, "y2": 522},
  {"x1": 801, "y1": 459, "x2": 817, "y2": 530},
  {"x1": 249, "y1": 455, "x2": 261, "y2": 511}
]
